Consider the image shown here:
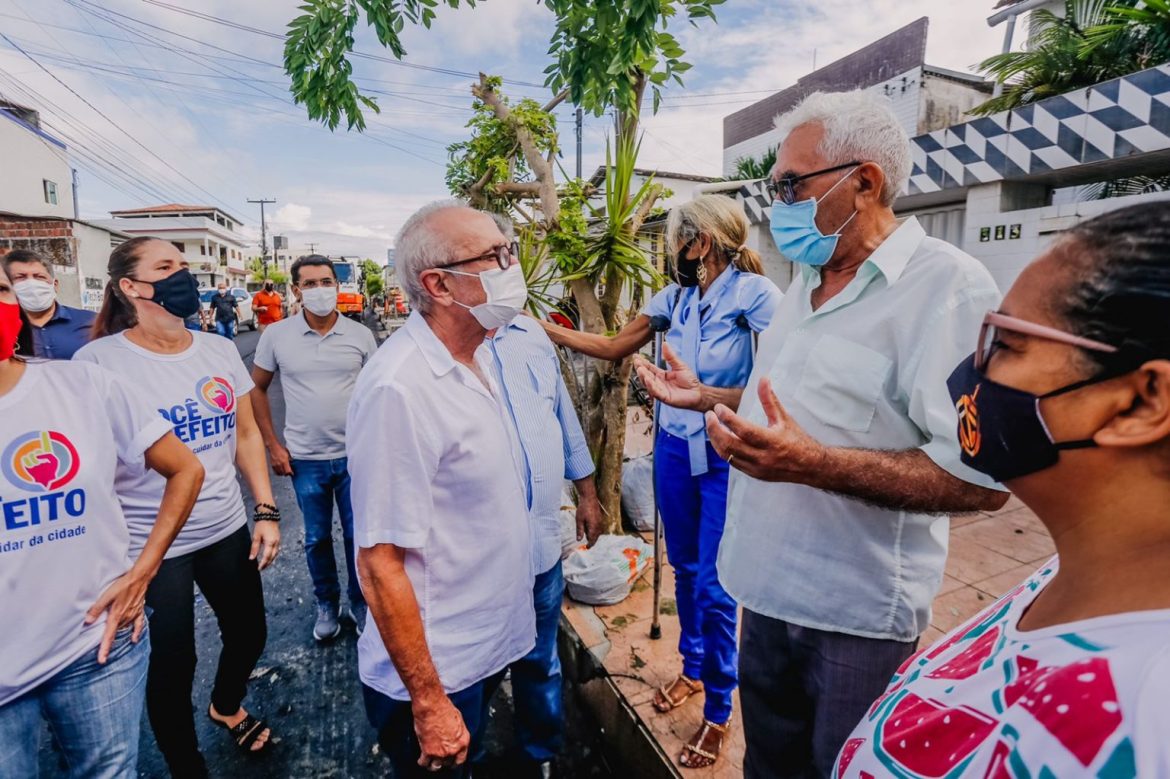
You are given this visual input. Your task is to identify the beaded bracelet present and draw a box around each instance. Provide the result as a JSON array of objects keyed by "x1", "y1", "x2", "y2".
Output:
[{"x1": 253, "y1": 502, "x2": 281, "y2": 523}]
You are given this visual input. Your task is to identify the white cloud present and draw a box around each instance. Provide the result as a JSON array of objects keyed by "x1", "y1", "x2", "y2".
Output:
[{"x1": 272, "y1": 203, "x2": 312, "y2": 232}]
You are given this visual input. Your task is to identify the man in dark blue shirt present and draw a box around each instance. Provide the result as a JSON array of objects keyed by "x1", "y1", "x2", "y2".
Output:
[
  {"x1": 4, "y1": 250, "x2": 95, "y2": 359},
  {"x1": 208, "y1": 282, "x2": 239, "y2": 339}
]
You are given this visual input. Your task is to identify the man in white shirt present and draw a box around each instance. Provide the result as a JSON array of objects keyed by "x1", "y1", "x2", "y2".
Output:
[
  {"x1": 638, "y1": 90, "x2": 1010, "y2": 778},
  {"x1": 347, "y1": 200, "x2": 535, "y2": 778}
]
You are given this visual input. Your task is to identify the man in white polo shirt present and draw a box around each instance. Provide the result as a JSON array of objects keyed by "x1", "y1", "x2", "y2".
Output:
[
  {"x1": 347, "y1": 200, "x2": 534, "y2": 778},
  {"x1": 251, "y1": 254, "x2": 377, "y2": 643}
]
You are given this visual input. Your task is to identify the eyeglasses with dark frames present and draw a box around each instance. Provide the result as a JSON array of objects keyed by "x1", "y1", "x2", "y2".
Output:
[
  {"x1": 975, "y1": 310, "x2": 1119, "y2": 372},
  {"x1": 764, "y1": 161, "x2": 862, "y2": 205},
  {"x1": 438, "y1": 241, "x2": 518, "y2": 273}
]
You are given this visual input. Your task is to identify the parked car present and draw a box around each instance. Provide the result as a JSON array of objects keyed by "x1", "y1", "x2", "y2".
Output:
[{"x1": 198, "y1": 287, "x2": 256, "y2": 332}]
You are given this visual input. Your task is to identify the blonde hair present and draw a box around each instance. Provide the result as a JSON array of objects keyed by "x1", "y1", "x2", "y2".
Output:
[{"x1": 666, "y1": 195, "x2": 764, "y2": 275}]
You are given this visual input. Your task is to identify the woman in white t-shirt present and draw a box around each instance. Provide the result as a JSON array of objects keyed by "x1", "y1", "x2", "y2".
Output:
[
  {"x1": 835, "y1": 202, "x2": 1170, "y2": 778},
  {"x1": 0, "y1": 262, "x2": 203, "y2": 777},
  {"x1": 76, "y1": 237, "x2": 282, "y2": 777}
]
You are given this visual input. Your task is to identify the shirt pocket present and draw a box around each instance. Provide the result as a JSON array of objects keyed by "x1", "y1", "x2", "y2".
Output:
[{"x1": 797, "y1": 334, "x2": 892, "y2": 433}]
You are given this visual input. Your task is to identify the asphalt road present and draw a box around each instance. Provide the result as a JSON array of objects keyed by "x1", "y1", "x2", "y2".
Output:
[{"x1": 40, "y1": 321, "x2": 612, "y2": 778}]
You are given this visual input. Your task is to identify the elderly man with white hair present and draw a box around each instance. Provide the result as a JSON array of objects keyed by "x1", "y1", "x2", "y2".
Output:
[
  {"x1": 637, "y1": 90, "x2": 1010, "y2": 777},
  {"x1": 346, "y1": 200, "x2": 535, "y2": 778}
]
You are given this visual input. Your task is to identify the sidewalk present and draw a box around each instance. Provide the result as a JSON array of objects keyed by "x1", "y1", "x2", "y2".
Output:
[{"x1": 563, "y1": 412, "x2": 1054, "y2": 777}]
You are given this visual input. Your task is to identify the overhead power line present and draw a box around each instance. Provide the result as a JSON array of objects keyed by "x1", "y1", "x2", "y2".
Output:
[
  {"x1": 0, "y1": 30, "x2": 237, "y2": 212},
  {"x1": 134, "y1": 0, "x2": 547, "y2": 89}
]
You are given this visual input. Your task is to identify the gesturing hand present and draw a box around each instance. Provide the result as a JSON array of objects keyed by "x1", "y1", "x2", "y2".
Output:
[
  {"x1": 705, "y1": 377, "x2": 826, "y2": 483},
  {"x1": 634, "y1": 343, "x2": 703, "y2": 411},
  {"x1": 414, "y1": 696, "x2": 471, "y2": 772}
]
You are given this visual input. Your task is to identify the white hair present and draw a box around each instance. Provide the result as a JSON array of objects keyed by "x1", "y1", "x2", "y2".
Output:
[
  {"x1": 774, "y1": 90, "x2": 911, "y2": 206},
  {"x1": 394, "y1": 198, "x2": 471, "y2": 314}
]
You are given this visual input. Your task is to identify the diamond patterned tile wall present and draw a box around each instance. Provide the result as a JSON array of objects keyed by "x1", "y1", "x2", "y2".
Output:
[
  {"x1": 734, "y1": 64, "x2": 1170, "y2": 222},
  {"x1": 906, "y1": 64, "x2": 1170, "y2": 195}
]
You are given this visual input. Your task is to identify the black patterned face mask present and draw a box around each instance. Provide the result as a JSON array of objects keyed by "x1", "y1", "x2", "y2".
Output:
[{"x1": 947, "y1": 353, "x2": 1102, "y2": 482}]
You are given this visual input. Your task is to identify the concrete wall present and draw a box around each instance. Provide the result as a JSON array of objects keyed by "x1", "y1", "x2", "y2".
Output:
[
  {"x1": 0, "y1": 112, "x2": 74, "y2": 220},
  {"x1": 920, "y1": 182, "x2": 1170, "y2": 292},
  {"x1": 919, "y1": 75, "x2": 990, "y2": 134}
]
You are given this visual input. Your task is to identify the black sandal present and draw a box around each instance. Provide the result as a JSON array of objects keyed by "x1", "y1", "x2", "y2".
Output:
[{"x1": 208, "y1": 706, "x2": 271, "y2": 754}]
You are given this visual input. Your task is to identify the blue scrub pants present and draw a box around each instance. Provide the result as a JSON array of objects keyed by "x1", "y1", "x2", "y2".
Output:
[{"x1": 654, "y1": 429, "x2": 738, "y2": 723}]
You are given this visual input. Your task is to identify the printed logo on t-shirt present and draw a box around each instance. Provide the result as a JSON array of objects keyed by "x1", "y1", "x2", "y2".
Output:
[
  {"x1": 197, "y1": 375, "x2": 236, "y2": 414},
  {"x1": 1, "y1": 431, "x2": 87, "y2": 538},
  {"x1": 158, "y1": 376, "x2": 238, "y2": 451}
]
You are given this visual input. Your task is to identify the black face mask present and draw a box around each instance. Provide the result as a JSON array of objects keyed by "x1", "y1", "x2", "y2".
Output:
[
  {"x1": 133, "y1": 268, "x2": 201, "y2": 319},
  {"x1": 675, "y1": 244, "x2": 701, "y2": 288},
  {"x1": 946, "y1": 353, "x2": 1102, "y2": 482}
]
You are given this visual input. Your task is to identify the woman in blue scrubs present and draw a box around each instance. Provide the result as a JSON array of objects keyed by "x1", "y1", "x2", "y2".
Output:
[{"x1": 542, "y1": 195, "x2": 781, "y2": 768}]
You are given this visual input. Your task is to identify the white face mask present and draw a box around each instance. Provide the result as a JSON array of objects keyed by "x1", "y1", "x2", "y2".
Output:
[
  {"x1": 444, "y1": 263, "x2": 528, "y2": 329},
  {"x1": 14, "y1": 279, "x2": 56, "y2": 313},
  {"x1": 300, "y1": 286, "x2": 338, "y2": 316}
]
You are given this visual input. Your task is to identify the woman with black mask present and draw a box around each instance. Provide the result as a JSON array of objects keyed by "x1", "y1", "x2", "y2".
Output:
[
  {"x1": 542, "y1": 195, "x2": 781, "y2": 768},
  {"x1": 835, "y1": 202, "x2": 1170, "y2": 777},
  {"x1": 78, "y1": 237, "x2": 281, "y2": 777}
]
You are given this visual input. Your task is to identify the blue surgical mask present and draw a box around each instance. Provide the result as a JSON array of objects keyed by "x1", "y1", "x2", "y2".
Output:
[{"x1": 769, "y1": 168, "x2": 858, "y2": 267}]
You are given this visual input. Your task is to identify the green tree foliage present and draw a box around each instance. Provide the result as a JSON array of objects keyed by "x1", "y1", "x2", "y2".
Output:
[
  {"x1": 246, "y1": 257, "x2": 289, "y2": 286},
  {"x1": 283, "y1": 0, "x2": 725, "y2": 131},
  {"x1": 972, "y1": 0, "x2": 1170, "y2": 116},
  {"x1": 360, "y1": 259, "x2": 384, "y2": 299},
  {"x1": 732, "y1": 148, "x2": 777, "y2": 180}
]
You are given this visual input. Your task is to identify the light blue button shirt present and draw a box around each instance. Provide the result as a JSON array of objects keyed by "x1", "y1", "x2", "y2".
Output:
[
  {"x1": 643, "y1": 267, "x2": 782, "y2": 475},
  {"x1": 486, "y1": 317, "x2": 595, "y2": 575},
  {"x1": 717, "y1": 218, "x2": 1006, "y2": 642}
]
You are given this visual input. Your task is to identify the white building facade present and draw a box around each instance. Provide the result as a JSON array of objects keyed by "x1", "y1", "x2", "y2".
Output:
[
  {"x1": 0, "y1": 102, "x2": 75, "y2": 221},
  {"x1": 95, "y1": 204, "x2": 250, "y2": 288}
]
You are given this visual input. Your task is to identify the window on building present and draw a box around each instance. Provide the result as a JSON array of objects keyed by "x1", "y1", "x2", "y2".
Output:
[
  {"x1": 172, "y1": 241, "x2": 186, "y2": 253},
  {"x1": 200, "y1": 245, "x2": 206, "y2": 255},
  {"x1": 43, "y1": 180, "x2": 58, "y2": 205}
]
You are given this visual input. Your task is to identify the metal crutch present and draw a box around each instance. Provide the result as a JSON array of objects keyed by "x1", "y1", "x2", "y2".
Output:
[{"x1": 647, "y1": 315, "x2": 671, "y2": 640}]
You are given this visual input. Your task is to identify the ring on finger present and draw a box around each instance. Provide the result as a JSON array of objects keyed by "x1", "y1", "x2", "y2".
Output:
[{"x1": 727, "y1": 453, "x2": 735, "y2": 467}]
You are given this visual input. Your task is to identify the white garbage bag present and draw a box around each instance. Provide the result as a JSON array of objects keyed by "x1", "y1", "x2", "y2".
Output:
[
  {"x1": 563, "y1": 534, "x2": 654, "y2": 606},
  {"x1": 620, "y1": 455, "x2": 655, "y2": 532}
]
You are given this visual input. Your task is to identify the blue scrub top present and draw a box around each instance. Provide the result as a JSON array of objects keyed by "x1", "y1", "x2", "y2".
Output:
[{"x1": 643, "y1": 267, "x2": 782, "y2": 474}]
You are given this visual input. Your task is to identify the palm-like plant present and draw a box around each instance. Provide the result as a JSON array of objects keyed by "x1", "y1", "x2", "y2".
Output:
[
  {"x1": 1084, "y1": 0, "x2": 1170, "y2": 70},
  {"x1": 732, "y1": 148, "x2": 776, "y2": 180},
  {"x1": 972, "y1": 0, "x2": 1135, "y2": 115}
]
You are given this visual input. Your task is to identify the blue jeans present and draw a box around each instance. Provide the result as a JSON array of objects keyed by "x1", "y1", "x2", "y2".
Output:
[
  {"x1": 214, "y1": 319, "x2": 235, "y2": 339},
  {"x1": 739, "y1": 610, "x2": 917, "y2": 779},
  {"x1": 0, "y1": 628, "x2": 149, "y2": 779},
  {"x1": 291, "y1": 457, "x2": 363, "y2": 606},
  {"x1": 363, "y1": 671, "x2": 505, "y2": 779},
  {"x1": 510, "y1": 561, "x2": 564, "y2": 761},
  {"x1": 654, "y1": 429, "x2": 737, "y2": 723}
]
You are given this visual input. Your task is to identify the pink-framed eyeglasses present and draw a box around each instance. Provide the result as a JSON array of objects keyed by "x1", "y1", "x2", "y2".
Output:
[{"x1": 975, "y1": 311, "x2": 1119, "y2": 372}]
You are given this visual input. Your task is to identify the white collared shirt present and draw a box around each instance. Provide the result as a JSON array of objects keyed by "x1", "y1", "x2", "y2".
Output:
[
  {"x1": 718, "y1": 217, "x2": 1006, "y2": 642},
  {"x1": 347, "y1": 312, "x2": 535, "y2": 700}
]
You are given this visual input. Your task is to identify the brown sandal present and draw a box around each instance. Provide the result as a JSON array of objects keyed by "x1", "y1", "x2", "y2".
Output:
[
  {"x1": 653, "y1": 674, "x2": 703, "y2": 713},
  {"x1": 680, "y1": 718, "x2": 730, "y2": 769}
]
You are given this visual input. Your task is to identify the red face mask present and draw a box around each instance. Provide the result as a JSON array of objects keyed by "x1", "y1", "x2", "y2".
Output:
[{"x1": 0, "y1": 301, "x2": 23, "y2": 360}]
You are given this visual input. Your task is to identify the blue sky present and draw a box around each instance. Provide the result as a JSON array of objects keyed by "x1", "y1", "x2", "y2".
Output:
[{"x1": 0, "y1": 1, "x2": 1006, "y2": 260}]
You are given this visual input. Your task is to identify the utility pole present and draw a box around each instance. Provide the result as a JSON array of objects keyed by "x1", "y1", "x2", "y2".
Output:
[
  {"x1": 575, "y1": 107, "x2": 583, "y2": 180},
  {"x1": 247, "y1": 198, "x2": 276, "y2": 280},
  {"x1": 308, "y1": 242, "x2": 318, "y2": 254}
]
